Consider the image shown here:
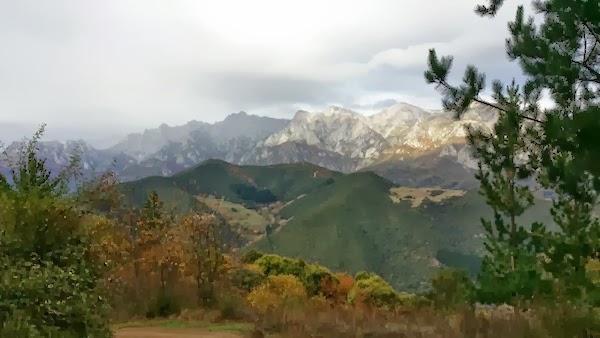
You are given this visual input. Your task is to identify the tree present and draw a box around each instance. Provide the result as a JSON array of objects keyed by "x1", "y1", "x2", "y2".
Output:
[
  {"x1": 178, "y1": 213, "x2": 226, "y2": 306},
  {"x1": 135, "y1": 191, "x2": 183, "y2": 315},
  {"x1": 0, "y1": 126, "x2": 110, "y2": 337},
  {"x1": 429, "y1": 268, "x2": 474, "y2": 309},
  {"x1": 425, "y1": 0, "x2": 600, "y2": 302}
]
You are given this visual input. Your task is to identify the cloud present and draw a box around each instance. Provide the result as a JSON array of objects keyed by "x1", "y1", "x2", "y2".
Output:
[{"x1": 0, "y1": 0, "x2": 533, "y2": 146}]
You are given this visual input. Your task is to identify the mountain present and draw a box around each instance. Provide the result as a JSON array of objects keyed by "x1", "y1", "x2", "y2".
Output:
[
  {"x1": 242, "y1": 107, "x2": 389, "y2": 171},
  {"x1": 109, "y1": 112, "x2": 289, "y2": 162},
  {"x1": 1, "y1": 112, "x2": 290, "y2": 182},
  {"x1": 120, "y1": 159, "x2": 340, "y2": 209},
  {"x1": 120, "y1": 160, "x2": 554, "y2": 291},
  {"x1": 1, "y1": 101, "x2": 497, "y2": 189},
  {"x1": 363, "y1": 143, "x2": 480, "y2": 189},
  {"x1": 0, "y1": 140, "x2": 136, "y2": 181},
  {"x1": 366, "y1": 102, "x2": 431, "y2": 144},
  {"x1": 240, "y1": 141, "x2": 360, "y2": 173},
  {"x1": 240, "y1": 102, "x2": 495, "y2": 187}
]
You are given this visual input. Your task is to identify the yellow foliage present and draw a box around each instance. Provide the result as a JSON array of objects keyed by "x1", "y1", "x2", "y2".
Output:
[
  {"x1": 247, "y1": 275, "x2": 307, "y2": 313},
  {"x1": 82, "y1": 214, "x2": 132, "y2": 275},
  {"x1": 586, "y1": 258, "x2": 600, "y2": 285}
]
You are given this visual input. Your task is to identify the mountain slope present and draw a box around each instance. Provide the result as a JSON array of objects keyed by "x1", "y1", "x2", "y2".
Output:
[
  {"x1": 251, "y1": 172, "x2": 553, "y2": 291},
  {"x1": 365, "y1": 144, "x2": 479, "y2": 189},
  {"x1": 121, "y1": 160, "x2": 554, "y2": 291},
  {"x1": 120, "y1": 159, "x2": 341, "y2": 208},
  {"x1": 109, "y1": 112, "x2": 289, "y2": 162},
  {"x1": 366, "y1": 102, "x2": 431, "y2": 143},
  {"x1": 246, "y1": 107, "x2": 389, "y2": 170}
]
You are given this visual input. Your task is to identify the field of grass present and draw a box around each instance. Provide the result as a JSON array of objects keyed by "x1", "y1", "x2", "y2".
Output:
[
  {"x1": 199, "y1": 195, "x2": 274, "y2": 242},
  {"x1": 113, "y1": 319, "x2": 253, "y2": 332},
  {"x1": 389, "y1": 186, "x2": 466, "y2": 207}
]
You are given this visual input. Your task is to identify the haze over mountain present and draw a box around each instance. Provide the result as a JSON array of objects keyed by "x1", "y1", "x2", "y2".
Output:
[{"x1": 0, "y1": 101, "x2": 497, "y2": 186}]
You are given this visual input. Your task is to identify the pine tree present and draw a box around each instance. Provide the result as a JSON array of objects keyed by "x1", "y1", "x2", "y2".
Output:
[{"x1": 425, "y1": 0, "x2": 600, "y2": 302}]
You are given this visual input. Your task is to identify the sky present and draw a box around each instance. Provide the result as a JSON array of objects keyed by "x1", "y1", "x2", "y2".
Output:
[{"x1": 0, "y1": 0, "x2": 532, "y2": 148}]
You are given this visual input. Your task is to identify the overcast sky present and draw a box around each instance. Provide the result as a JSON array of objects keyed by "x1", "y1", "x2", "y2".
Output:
[{"x1": 0, "y1": 0, "x2": 531, "y2": 147}]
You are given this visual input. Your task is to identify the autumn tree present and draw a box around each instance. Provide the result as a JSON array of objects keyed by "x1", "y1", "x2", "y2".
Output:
[
  {"x1": 134, "y1": 191, "x2": 185, "y2": 315},
  {"x1": 178, "y1": 213, "x2": 226, "y2": 306}
]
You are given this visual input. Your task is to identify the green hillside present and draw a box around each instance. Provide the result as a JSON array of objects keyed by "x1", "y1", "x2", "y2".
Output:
[
  {"x1": 120, "y1": 159, "x2": 340, "y2": 209},
  {"x1": 252, "y1": 172, "x2": 554, "y2": 291},
  {"x1": 120, "y1": 176, "x2": 206, "y2": 214},
  {"x1": 121, "y1": 159, "x2": 555, "y2": 291}
]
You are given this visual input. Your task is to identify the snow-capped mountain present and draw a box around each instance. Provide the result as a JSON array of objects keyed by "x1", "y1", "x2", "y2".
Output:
[
  {"x1": 367, "y1": 102, "x2": 431, "y2": 143},
  {"x1": 1, "y1": 101, "x2": 499, "y2": 188},
  {"x1": 245, "y1": 106, "x2": 389, "y2": 168},
  {"x1": 243, "y1": 102, "x2": 496, "y2": 173}
]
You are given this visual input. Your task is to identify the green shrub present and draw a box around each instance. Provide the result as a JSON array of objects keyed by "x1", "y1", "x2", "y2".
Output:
[
  {"x1": 255, "y1": 254, "x2": 305, "y2": 278},
  {"x1": 230, "y1": 267, "x2": 265, "y2": 291},
  {"x1": 301, "y1": 263, "x2": 336, "y2": 296},
  {"x1": 349, "y1": 271, "x2": 424, "y2": 309},
  {"x1": 0, "y1": 313, "x2": 43, "y2": 338},
  {"x1": 0, "y1": 129, "x2": 111, "y2": 337},
  {"x1": 254, "y1": 254, "x2": 336, "y2": 296},
  {"x1": 428, "y1": 268, "x2": 474, "y2": 309},
  {"x1": 0, "y1": 253, "x2": 111, "y2": 337},
  {"x1": 217, "y1": 293, "x2": 247, "y2": 320},
  {"x1": 146, "y1": 291, "x2": 181, "y2": 318},
  {"x1": 241, "y1": 249, "x2": 264, "y2": 264}
]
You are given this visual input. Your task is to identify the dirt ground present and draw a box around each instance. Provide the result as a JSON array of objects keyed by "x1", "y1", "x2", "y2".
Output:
[{"x1": 115, "y1": 327, "x2": 246, "y2": 338}]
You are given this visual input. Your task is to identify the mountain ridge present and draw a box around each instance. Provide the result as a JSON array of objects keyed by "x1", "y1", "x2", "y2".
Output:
[{"x1": 1, "y1": 101, "x2": 496, "y2": 187}]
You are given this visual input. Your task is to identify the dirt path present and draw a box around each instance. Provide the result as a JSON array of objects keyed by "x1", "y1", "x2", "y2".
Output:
[{"x1": 115, "y1": 327, "x2": 246, "y2": 338}]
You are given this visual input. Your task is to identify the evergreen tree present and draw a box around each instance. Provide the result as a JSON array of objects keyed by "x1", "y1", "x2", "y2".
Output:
[{"x1": 425, "y1": 0, "x2": 600, "y2": 302}]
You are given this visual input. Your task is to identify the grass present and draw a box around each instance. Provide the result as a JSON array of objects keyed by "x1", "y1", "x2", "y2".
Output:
[
  {"x1": 112, "y1": 319, "x2": 253, "y2": 333},
  {"x1": 200, "y1": 195, "x2": 269, "y2": 232},
  {"x1": 389, "y1": 186, "x2": 465, "y2": 207}
]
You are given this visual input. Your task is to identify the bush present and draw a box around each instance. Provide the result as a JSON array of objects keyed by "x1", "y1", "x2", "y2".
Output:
[
  {"x1": 146, "y1": 291, "x2": 181, "y2": 318},
  {"x1": 349, "y1": 272, "x2": 425, "y2": 309},
  {"x1": 230, "y1": 265, "x2": 266, "y2": 291},
  {"x1": 0, "y1": 313, "x2": 43, "y2": 338},
  {"x1": 254, "y1": 254, "x2": 336, "y2": 296},
  {"x1": 0, "y1": 252, "x2": 111, "y2": 337},
  {"x1": 428, "y1": 268, "x2": 474, "y2": 309},
  {"x1": 247, "y1": 275, "x2": 307, "y2": 314},
  {"x1": 241, "y1": 249, "x2": 264, "y2": 264},
  {"x1": 0, "y1": 129, "x2": 111, "y2": 336},
  {"x1": 217, "y1": 293, "x2": 248, "y2": 320},
  {"x1": 301, "y1": 263, "x2": 336, "y2": 296}
]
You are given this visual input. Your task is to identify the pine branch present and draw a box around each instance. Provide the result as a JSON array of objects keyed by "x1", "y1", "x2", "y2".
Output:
[
  {"x1": 436, "y1": 78, "x2": 543, "y2": 123},
  {"x1": 571, "y1": 59, "x2": 600, "y2": 82}
]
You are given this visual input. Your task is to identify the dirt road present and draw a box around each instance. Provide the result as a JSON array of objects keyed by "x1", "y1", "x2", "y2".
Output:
[{"x1": 115, "y1": 327, "x2": 246, "y2": 338}]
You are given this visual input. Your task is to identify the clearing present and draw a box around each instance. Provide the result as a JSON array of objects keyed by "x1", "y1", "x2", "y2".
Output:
[{"x1": 389, "y1": 187, "x2": 466, "y2": 207}]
